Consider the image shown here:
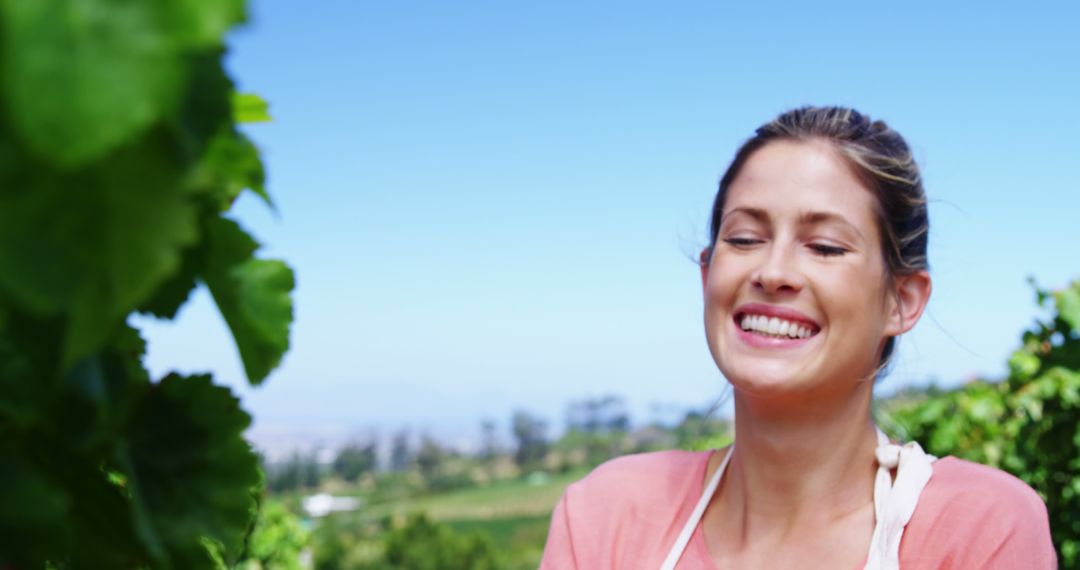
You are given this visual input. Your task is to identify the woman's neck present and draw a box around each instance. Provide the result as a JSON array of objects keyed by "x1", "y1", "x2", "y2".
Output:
[{"x1": 720, "y1": 383, "x2": 879, "y2": 532}]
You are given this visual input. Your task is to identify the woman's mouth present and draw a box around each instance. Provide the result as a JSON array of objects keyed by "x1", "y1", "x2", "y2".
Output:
[
  {"x1": 737, "y1": 313, "x2": 816, "y2": 339},
  {"x1": 732, "y1": 304, "x2": 821, "y2": 345}
]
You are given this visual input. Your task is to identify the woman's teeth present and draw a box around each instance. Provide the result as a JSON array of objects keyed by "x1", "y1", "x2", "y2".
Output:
[{"x1": 739, "y1": 314, "x2": 814, "y2": 339}]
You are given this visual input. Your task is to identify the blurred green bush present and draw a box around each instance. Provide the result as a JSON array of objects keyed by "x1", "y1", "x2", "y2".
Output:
[{"x1": 883, "y1": 280, "x2": 1080, "y2": 566}]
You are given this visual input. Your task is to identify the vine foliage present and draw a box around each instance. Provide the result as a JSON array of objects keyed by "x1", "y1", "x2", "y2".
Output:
[
  {"x1": 885, "y1": 280, "x2": 1080, "y2": 566},
  {"x1": 0, "y1": 0, "x2": 293, "y2": 567}
]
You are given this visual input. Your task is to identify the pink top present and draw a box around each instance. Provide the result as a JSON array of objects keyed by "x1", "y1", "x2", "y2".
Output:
[{"x1": 540, "y1": 450, "x2": 1056, "y2": 569}]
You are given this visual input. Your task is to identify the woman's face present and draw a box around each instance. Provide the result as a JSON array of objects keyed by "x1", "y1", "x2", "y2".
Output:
[{"x1": 701, "y1": 140, "x2": 904, "y2": 400}]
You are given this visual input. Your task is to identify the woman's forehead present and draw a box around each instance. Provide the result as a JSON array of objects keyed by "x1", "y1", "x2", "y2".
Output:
[{"x1": 724, "y1": 140, "x2": 878, "y2": 227}]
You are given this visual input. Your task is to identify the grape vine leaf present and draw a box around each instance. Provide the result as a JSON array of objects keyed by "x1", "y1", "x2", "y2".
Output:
[
  {"x1": 136, "y1": 244, "x2": 204, "y2": 321},
  {"x1": 1054, "y1": 281, "x2": 1080, "y2": 332},
  {"x1": 203, "y1": 218, "x2": 294, "y2": 385},
  {"x1": 0, "y1": 0, "x2": 182, "y2": 168},
  {"x1": 0, "y1": 430, "x2": 147, "y2": 567},
  {"x1": 58, "y1": 327, "x2": 152, "y2": 455},
  {"x1": 0, "y1": 0, "x2": 246, "y2": 168},
  {"x1": 0, "y1": 335, "x2": 39, "y2": 430},
  {"x1": 191, "y1": 129, "x2": 273, "y2": 210},
  {"x1": 173, "y1": 52, "x2": 236, "y2": 160},
  {"x1": 0, "y1": 132, "x2": 199, "y2": 366},
  {"x1": 0, "y1": 445, "x2": 69, "y2": 565},
  {"x1": 119, "y1": 373, "x2": 260, "y2": 567},
  {"x1": 233, "y1": 93, "x2": 272, "y2": 124},
  {"x1": 162, "y1": 0, "x2": 247, "y2": 49}
]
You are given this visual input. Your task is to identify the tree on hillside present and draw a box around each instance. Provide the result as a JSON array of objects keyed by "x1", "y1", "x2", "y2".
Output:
[
  {"x1": 390, "y1": 429, "x2": 412, "y2": 472},
  {"x1": 480, "y1": 419, "x2": 499, "y2": 461},
  {"x1": 512, "y1": 410, "x2": 549, "y2": 472},
  {"x1": 267, "y1": 452, "x2": 322, "y2": 493},
  {"x1": 562, "y1": 395, "x2": 633, "y2": 466},
  {"x1": 674, "y1": 410, "x2": 732, "y2": 451},
  {"x1": 566, "y1": 394, "x2": 630, "y2": 435},
  {"x1": 333, "y1": 441, "x2": 377, "y2": 483},
  {"x1": 416, "y1": 434, "x2": 445, "y2": 483}
]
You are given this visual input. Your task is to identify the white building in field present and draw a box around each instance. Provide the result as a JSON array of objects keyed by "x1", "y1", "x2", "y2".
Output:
[{"x1": 301, "y1": 493, "x2": 361, "y2": 518}]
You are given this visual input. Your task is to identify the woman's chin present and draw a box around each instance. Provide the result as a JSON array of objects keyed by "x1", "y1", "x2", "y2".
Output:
[{"x1": 721, "y1": 362, "x2": 815, "y2": 397}]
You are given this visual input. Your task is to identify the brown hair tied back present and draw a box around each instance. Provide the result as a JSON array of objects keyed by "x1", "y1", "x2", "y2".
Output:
[{"x1": 705, "y1": 106, "x2": 929, "y2": 371}]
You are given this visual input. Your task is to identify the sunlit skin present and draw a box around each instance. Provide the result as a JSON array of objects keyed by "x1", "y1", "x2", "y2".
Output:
[{"x1": 696, "y1": 140, "x2": 931, "y2": 568}]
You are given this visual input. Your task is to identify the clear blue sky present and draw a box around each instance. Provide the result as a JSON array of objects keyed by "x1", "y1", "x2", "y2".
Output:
[{"x1": 137, "y1": 1, "x2": 1080, "y2": 446}]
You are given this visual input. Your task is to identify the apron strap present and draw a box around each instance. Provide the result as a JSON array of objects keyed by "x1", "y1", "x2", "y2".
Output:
[
  {"x1": 658, "y1": 446, "x2": 733, "y2": 570},
  {"x1": 863, "y1": 428, "x2": 936, "y2": 570}
]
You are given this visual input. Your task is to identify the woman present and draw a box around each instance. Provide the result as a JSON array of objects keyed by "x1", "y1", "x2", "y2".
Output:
[{"x1": 539, "y1": 106, "x2": 1056, "y2": 569}]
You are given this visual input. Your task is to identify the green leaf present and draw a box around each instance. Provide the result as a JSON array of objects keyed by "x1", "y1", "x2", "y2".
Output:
[
  {"x1": 0, "y1": 444, "x2": 71, "y2": 564},
  {"x1": 136, "y1": 243, "x2": 203, "y2": 321},
  {"x1": 233, "y1": 93, "x2": 272, "y2": 124},
  {"x1": 162, "y1": 0, "x2": 247, "y2": 49},
  {"x1": 54, "y1": 327, "x2": 152, "y2": 455},
  {"x1": 0, "y1": 433, "x2": 148, "y2": 567},
  {"x1": 190, "y1": 129, "x2": 273, "y2": 210},
  {"x1": 60, "y1": 358, "x2": 111, "y2": 451},
  {"x1": 0, "y1": 0, "x2": 247, "y2": 168},
  {"x1": 201, "y1": 536, "x2": 231, "y2": 570},
  {"x1": 1028, "y1": 276, "x2": 1049, "y2": 306},
  {"x1": 1009, "y1": 349, "x2": 1041, "y2": 380},
  {"x1": 0, "y1": 0, "x2": 183, "y2": 167},
  {"x1": 120, "y1": 373, "x2": 260, "y2": 567},
  {"x1": 0, "y1": 325, "x2": 155, "y2": 564},
  {"x1": 0, "y1": 306, "x2": 66, "y2": 430},
  {"x1": 172, "y1": 51, "x2": 236, "y2": 160},
  {"x1": 0, "y1": 344, "x2": 41, "y2": 430},
  {"x1": 0, "y1": 131, "x2": 199, "y2": 365},
  {"x1": 241, "y1": 499, "x2": 308, "y2": 568},
  {"x1": 203, "y1": 218, "x2": 294, "y2": 385},
  {"x1": 1054, "y1": 281, "x2": 1080, "y2": 333}
]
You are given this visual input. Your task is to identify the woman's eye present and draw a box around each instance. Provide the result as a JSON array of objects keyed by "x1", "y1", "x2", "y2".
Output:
[
  {"x1": 809, "y1": 243, "x2": 847, "y2": 257},
  {"x1": 723, "y1": 237, "x2": 762, "y2": 247}
]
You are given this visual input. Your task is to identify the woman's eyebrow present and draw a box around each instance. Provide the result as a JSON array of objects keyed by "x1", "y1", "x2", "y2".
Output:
[{"x1": 720, "y1": 207, "x2": 767, "y2": 224}]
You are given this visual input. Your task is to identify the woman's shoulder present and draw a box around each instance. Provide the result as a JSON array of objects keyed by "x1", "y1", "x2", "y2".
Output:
[
  {"x1": 542, "y1": 450, "x2": 715, "y2": 568},
  {"x1": 566, "y1": 449, "x2": 713, "y2": 505},
  {"x1": 923, "y1": 455, "x2": 1047, "y2": 512},
  {"x1": 901, "y1": 455, "x2": 1056, "y2": 568},
  {"x1": 559, "y1": 449, "x2": 714, "y2": 525}
]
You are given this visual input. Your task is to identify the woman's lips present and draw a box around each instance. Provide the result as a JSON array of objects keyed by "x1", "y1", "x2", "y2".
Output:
[{"x1": 734, "y1": 323, "x2": 815, "y2": 349}]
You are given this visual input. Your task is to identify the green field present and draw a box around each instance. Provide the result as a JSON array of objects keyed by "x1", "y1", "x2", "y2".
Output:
[
  {"x1": 363, "y1": 469, "x2": 586, "y2": 522},
  {"x1": 309, "y1": 469, "x2": 587, "y2": 568}
]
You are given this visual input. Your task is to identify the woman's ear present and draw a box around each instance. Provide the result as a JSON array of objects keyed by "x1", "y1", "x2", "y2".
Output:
[
  {"x1": 885, "y1": 270, "x2": 932, "y2": 336},
  {"x1": 699, "y1": 248, "x2": 711, "y2": 289}
]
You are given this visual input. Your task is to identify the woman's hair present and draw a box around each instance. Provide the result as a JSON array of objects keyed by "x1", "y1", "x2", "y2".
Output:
[{"x1": 704, "y1": 105, "x2": 929, "y2": 370}]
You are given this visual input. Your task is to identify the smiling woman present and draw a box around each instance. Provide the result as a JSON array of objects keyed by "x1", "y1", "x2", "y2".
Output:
[{"x1": 540, "y1": 107, "x2": 1056, "y2": 569}]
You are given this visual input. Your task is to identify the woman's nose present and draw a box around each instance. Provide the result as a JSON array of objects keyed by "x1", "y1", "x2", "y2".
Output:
[{"x1": 751, "y1": 244, "x2": 804, "y2": 295}]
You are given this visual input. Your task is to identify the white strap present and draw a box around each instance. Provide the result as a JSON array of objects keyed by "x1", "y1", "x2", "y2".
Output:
[
  {"x1": 658, "y1": 446, "x2": 734, "y2": 570},
  {"x1": 863, "y1": 429, "x2": 936, "y2": 570},
  {"x1": 659, "y1": 429, "x2": 936, "y2": 570}
]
